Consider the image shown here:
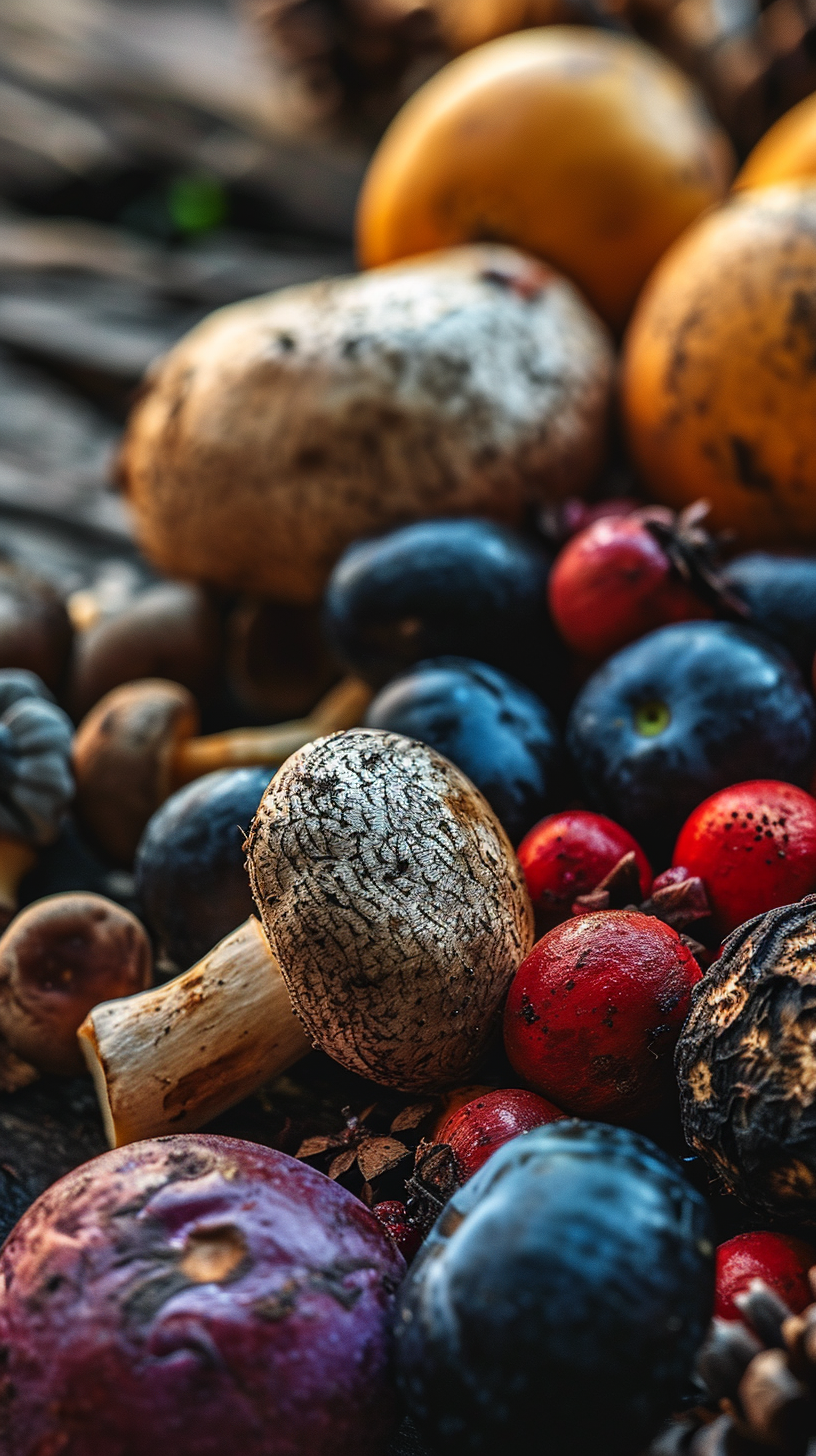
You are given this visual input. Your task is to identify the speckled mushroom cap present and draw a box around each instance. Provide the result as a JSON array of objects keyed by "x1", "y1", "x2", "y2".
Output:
[
  {"x1": 121, "y1": 244, "x2": 614, "y2": 603},
  {"x1": 0, "y1": 670, "x2": 73, "y2": 845},
  {"x1": 246, "y1": 728, "x2": 535, "y2": 1089}
]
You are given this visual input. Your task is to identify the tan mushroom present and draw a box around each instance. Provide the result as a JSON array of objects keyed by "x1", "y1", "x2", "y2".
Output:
[
  {"x1": 0, "y1": 893, "x2": 151, "y2": 1082},
  {"x1": 120, "y1": 244, "x2": 614, "y2": 603},
  {"x1": 79, "y1": 729, "x2": 534, "y2": 1146},
  {"x1": 72, "y1": 675, "x2": 372, "y2": 865}
]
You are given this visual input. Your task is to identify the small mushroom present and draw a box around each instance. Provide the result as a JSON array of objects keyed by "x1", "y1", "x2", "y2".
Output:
[
  {"x1": 79, "y1": 730, "x2": 533, "y2": 1146},
  {"x1": 68, "y1": 582, "x2": 224, "y2": 721},
  {"x1": 225, "y1": 598, "x2": 340, "y2": 720},
  {"x1": 72, "y1": 674, "x2": 372, "y2": 865},
  {"x1": 0, "y1": 893, "x2": 152, "y2": 1079},
  {"x1": 0, "y1": 563, "x2": 73, "y2": 698},
  {"x1": 0, "y1": 671, "x2": 74, "y2": 930}
]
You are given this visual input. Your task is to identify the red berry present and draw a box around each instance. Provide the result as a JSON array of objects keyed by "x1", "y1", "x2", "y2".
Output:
[
  {"x1": 548, "y1": 513, "x2": 712, "y2": 658},
  {"x1": 436, "y1": 1088, "x2": 565, "y2": 1182},
  {"x1": 503, "y1": 911, "x2": 701, "y2": 1123},
  {"x1": 517, "y1": 810, "x2": 652, "y2": 934},
  {"x1": 716, "y1": 1232, "x2": 816, "y2": 1324},
  {"x1": 371, "y1": 1200, "x2": 422, "y2": 1262},
  {"x1": 673, "y1": 780, "x2": 816, "y2": 938}
]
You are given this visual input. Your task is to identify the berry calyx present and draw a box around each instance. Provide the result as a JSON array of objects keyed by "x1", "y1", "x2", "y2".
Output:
[
  {"x1": 436, "y1": 1087, "x2": 565, "y2": 1182},
  {"x1": 517, "y1": 810, "x2": 652, "y2": 935},
  {"x1": 503, "y1": 910, "x2": 701, "y2": 1123},
  {"x1": 673, "y1": 780, "x2": 816, "y2": 937},
  {"x1": 716, "y1": 1231, "x2": 816, "y2": 1324}
]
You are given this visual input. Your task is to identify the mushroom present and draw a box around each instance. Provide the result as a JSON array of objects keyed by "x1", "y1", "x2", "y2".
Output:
[
  {"x1": 0, "y1": 562, "x2": 73, "y2": 698},
  {"x1": 120, "y1": 244, "x2": 613, "y2": 603},
  {"x1": 68, "y1": 582, "x2": 224, "y2": 721},
  {"x1": 0, "y1": 670, "x2": 74, "y2": 930},
  {"x1": 78, "y1": 729, "x2": 534, "y2": 1146},
  {"x1": 72, "y1": 674, "x2": 372, "y2": 865},
  {"x1": 225, "y1": 598, "x2": 340, "y2": 720},
  {"x1": 0, "y1": 892, "x2": 152, "y2": 1080}
]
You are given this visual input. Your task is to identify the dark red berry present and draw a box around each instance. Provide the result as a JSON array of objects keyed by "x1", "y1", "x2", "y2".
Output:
[
  {"x1": 436, "y1": 1088, "x2": 565, "y2": 1182},
  {"x1": 716, "y1": 1231, "x2": 816, "y2": 1324},
  {"x1": 504, "y1": 910, "x2": 701, "y2": 1123},
  {"x1": 549, "y1": 512, "x2": 711, "y2": 658},
  {"x1": 517, "y1": 810, "x2": 652, "y2": 934},
  {"x1": 673, "y1": 780, "x2": 816, "y2": 937},
  {"x1": 372, "y1": 1200, "x2": 422, "y2": 1262}
]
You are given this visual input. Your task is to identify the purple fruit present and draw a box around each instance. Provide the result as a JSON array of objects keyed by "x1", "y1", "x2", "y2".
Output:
[{"x1": 0, "y1": 1134, "x2": 404, "y2": 1456}]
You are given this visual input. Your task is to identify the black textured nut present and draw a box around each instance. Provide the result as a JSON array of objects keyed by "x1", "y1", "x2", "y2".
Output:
[
  {"x1": 246, "y1": 728, "x2": 534, "y2": 1090},
  {"x1": 676, "y1": 893, "x2": 816, "y2": 1223}
]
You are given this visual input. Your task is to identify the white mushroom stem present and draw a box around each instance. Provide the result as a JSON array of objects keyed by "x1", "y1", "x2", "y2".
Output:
[{"x1": 78, "y1": 917, "x2": 312, "y2": 1148}]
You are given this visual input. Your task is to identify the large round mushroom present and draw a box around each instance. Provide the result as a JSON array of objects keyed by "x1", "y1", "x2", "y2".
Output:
[
  {"x1": 246, "y1": 727, "x2": 535, "y2": 1088},
  {"x1": 121, "y1": 245, "x2": 613, "y2": 602}
]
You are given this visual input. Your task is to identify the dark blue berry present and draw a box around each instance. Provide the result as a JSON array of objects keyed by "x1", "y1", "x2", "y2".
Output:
[
  {"x1": 364, "y1": 657, "x2": 563, "y2": 844},
  {"x1": 135, "y1": 767, "x2": 271, "y2": 973},
  {"x1": 396, "y1": 1120, "x2": 714, "y2": 1456},
  {"x1": 323, "y1": 519, "x2": 556, "y2": 692},
  {"x1": 567, "y1": 621, "x2": 816, "y2": 860},
  {"x1": 724, "y1": 553, "x2": 816, "y2": 675}
]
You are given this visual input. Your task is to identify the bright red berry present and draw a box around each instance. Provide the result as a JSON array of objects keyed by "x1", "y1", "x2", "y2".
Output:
[
  {"x1": 548, "y1": 512, "x2": 712, "y2": 659},
  {"x1": 716, "y1": 1232, "x2": 816, "y2": 1324},
  {"x1": 503, "y1": 911, "x2": 701, "y2": 1124},
  {"x1": 517, "y1": 810, "x2": 652, "y2": 934},
  {"x1": 436, "y1": 1088, "x2": 565, "y2": 1183},
  {"x1": 371, "y1": 1200, "x2": 422, "y2": 1262},
  {"x1": 673, "y1": 780, "x2": 816, "y2": 938}
]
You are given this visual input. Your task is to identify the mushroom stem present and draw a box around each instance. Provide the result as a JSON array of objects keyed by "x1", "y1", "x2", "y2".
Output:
[
  {"x1": 0, "y1": 837, "x2": 37, "y2": 930},
  {"x1": 77, "y1": 917, "x2": 312, "y2": 1147},
  {"x1": 171, "y1": 676, "x2": 372, "y2": 786}
]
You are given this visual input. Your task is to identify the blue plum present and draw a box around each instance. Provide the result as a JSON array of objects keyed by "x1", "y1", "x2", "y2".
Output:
[
  {"x1": 324, "y1": 518, "x2": 556, "y2": 692},
  {"x1": 135, "y1": 766, "x2": 272, "y2": 973},
  {"x1": 364, "y1": 657, "x2": 563, "y2": 844},
  {"x1": 567, "y1": 621, "x2": 816, "y2": 860},
  {"x1": 396, "y1": 1120, "x2": 714, "y2": 1456}
]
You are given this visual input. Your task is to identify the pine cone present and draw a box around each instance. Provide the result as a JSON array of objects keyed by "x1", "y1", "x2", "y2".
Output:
[{"x1": 651, "y1": 1274, "x2": 816, "y2": 1454}]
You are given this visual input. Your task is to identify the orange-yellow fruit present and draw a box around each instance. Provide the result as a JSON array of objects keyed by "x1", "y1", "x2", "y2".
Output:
[
  {"x1": 735, "y1": 92, "x2": 816, "y2": 192},
  {"x1": 622, "y1": 185, "x2": 816, "y2": 549},
  {"x1": 357, "y1": 27, "x2": 733, "y2": 330}
]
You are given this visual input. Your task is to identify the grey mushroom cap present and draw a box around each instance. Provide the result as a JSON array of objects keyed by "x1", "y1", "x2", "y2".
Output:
[
  {"x1": 0, "y1": 671, "x2": 73, "y2": 845},
  {"x1": 246, "y1": 727, "x2": 534, "y2": 1090}
]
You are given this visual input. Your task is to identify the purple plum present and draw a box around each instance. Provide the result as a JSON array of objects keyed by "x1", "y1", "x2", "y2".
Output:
[{"x1": 0, "y1": 1134, "x2": 405, "y2": 1456}]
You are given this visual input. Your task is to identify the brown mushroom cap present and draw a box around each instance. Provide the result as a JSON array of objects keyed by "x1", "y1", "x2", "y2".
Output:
[
  {"x1": 0, "y1": 565, "x2": 73, "y2": 697},
  {"x1": 69, "y1": 583, "x2": 223, "y2": 721},
  {"x1": 0, "y1": 892, "x2": 152, "y2": 1076},
  {"x1": 246, "y1": 727, "x2": 534, "y2": 1089},
  {"x1": 121, "y1": 243, "x2": 613, "y2": 603},
  {"x1": 72, "y1": 679, "x2": 199, "y2": 865}
]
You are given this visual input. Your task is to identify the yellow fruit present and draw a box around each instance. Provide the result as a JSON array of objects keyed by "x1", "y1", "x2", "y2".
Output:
[
  {"x1": 736, "y1": 92, "x2": 816, "y2": 192},
  {"x1": 357, "y1": 27, "x2": 733, "y2": 330},
  {"x1": 622, "y1": 185, "x2": 816, "y2": 548}
]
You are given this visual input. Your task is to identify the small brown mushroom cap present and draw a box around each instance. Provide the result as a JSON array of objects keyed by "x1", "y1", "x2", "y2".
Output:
[
  {"x1": 0, "y1": 892, "x2": 152, "y2": 1076},
  {"x1": 246, "y1": 727, "x2": 535, "y2": 1090},
  {"x1": 72, "y1": 679, "x2": 199, "y2": 865},
  {"x1": 69, "y1": 583, "x2": 223, "y2": 721},
  {"x1": 121, "y1": 243, "x2": 613, "y2": 603}
]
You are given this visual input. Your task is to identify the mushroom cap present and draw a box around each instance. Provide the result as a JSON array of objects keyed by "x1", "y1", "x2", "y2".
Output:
[
  {"x1": 121, "y1": 244, "x2": 613, "y2": 603},
  {"x1": 246, "y1": 727, "x2": 534, "y2": 1089},
  {"x1": 0, "y1": 892, "x2": 152, "y2": 1076},
  {"x1": 0, "y1": 670, "x2": 74, "y2": 847},
  {"x1": 69, "y1": 583, "x2": 223, "y2": 721},
  {"x1": 72, "y1": 680, "x2": 199, "y2": 866}
]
